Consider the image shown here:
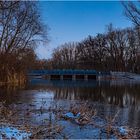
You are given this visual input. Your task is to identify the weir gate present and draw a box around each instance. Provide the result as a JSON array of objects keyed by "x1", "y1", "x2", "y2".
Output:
[{"x1": 28, "y1": 70, "x2": 110, "y2": 81}]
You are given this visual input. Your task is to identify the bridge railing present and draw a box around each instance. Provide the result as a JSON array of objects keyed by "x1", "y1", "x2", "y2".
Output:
[{"x1": 28, "y1": 70, "x2": 110, "y2": 75}]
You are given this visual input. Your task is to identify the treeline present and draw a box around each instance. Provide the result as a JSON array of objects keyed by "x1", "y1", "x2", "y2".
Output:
[
  {"x1": 0, "y1": 1, "x2": 47, "y2": 84},
  {"x1": 46, "y1": 25, "x2": 140, "y2": 73},
  {"x1": 46, "y1": 2, "x2": 140, "y2": 73}
]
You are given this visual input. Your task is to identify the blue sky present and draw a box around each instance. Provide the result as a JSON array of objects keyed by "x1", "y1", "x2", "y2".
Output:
[{"x1": 36, "y1": 1, "x2": 132, "y2": 59}]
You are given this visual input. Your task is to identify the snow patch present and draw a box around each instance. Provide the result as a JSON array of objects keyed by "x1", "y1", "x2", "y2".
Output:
[{"x1": 0, "y1": 125, "x2": 31, "y2": 140}]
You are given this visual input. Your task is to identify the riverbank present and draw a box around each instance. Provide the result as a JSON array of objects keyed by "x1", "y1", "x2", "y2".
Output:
[{"x1": 0, "y1": 101, "x2": 140, "y2": 139}]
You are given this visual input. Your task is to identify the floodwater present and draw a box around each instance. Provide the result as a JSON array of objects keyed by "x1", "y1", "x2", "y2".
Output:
[{"x1": 0, "y1": 78, "x2": 140, "y2": 138}]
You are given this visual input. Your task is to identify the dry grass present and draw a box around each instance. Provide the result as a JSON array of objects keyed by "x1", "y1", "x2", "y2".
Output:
[
  {"x1": 61, "y1": 103, "x2": 97, "y2": 125},
  {"x1": 0, "y1": 101, "x2": 64, "y2": 139},
  {"x1": 0, "y1": 101, "x2": 140, "y2": 139},
  {"x1": 58, "y1": 103, "x2": 140, "y2": 139}
]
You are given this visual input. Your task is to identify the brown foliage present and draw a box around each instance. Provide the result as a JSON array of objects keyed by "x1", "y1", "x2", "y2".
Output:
[{"x1": 0, "y1": 1, "x2": 47, "y2": 84}]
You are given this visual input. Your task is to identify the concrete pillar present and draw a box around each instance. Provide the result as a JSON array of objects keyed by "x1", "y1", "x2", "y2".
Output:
[
  {"x1": 72, "y1": 75, "x2": 76, "y2": 81},
  {"x1": 48, "y1": 75, "x2": 51, "y2": 80},
  {"x1": 60, "y1": 75, "x2": 63, "y2": 80},
  {"x1": 98, "y1": 75, "x2": 101, "y2": 81},
  {"x1": 84, "y1": 75, "x2": 88, "y2": 81},
  {"x1": 45, "y1": 75, "x2": 51, "y2": 80}
]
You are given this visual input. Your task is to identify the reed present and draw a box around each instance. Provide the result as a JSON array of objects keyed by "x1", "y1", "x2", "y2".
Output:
[{"x1": 0, "y1": 71, "x2": 26, "y2": 86}]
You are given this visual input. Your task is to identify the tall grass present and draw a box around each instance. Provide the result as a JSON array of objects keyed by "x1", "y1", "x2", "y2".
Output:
[
  {"x1": 0, "y1": 54, "x2": 27, "y2": 86},
  {"x1": 0, "y1": 70, "x2": 26, "y2": 86}
]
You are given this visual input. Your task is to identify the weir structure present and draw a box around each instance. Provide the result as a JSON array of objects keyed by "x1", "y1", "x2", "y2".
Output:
[{"x1": 28, "y1": 70, "x2": 110, "y2": 81}]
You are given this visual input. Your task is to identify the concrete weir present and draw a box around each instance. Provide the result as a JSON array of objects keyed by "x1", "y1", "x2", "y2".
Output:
[
  {"x1": 63, "y1": 75, "x2": 73, "y2": 80},
  {"x1": 50, "y1": 75, "x2": 61, "y2": 80},
  {"x1": 75, "y1": 75, "x2": 85, "y2": 80},
  {"x1": 88, "y1": 75, "x2": 96, "y2": 80},
  {"x1": 46, "y1": 70, "x2": 98, "y2": 81},
  {"x1": 28, "y1": 70, "x2": 110, "y2": 81},
  {"x1": 49, "y1": 74, "x2": 96, "y2": 80}
]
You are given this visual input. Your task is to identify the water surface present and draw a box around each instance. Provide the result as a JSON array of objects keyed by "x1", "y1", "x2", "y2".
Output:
[{"x1": 0, "y1": 78, "x2": 140, "y2": 138}]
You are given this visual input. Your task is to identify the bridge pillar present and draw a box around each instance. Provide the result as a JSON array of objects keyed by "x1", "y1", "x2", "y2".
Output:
[
  {"x1": 60, "y1": 75, "x2": 63, "y2": 80},
  {"x1": 48, "y1": 75, "x2": 51, "y2": 80},
  {"x1": 72, "y1": 75, "x2": 76, "y2": 80},
  {"x1": 84, "y1": 75, "x2": 88, "y2": 81},
  {"x1": 87, "y1": 75, "x2": 96, "y2": 80},
  {"x1": 44, "y1": 75, "x2": 51, "y2": 80}
]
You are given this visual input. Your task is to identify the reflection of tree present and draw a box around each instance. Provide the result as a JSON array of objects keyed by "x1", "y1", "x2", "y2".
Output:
[
  {"x1": 27, "y1": 80, "x2": 140, "y2": 108},
  {"x1": 0, "y1": 84, "x2": 37, "y2": 105},
  {"x1": 49, "y1": 83, "x2": 140, "y2": 127},
  {"x1": 1, "y1": 80, "x2": 140, "y2": 127},
  {"x1": 0, "y1": 85, "x2": 23, "y2": 104},
  {"x1": 41, "y1": 83, "x2": 140, "y2": 108}
]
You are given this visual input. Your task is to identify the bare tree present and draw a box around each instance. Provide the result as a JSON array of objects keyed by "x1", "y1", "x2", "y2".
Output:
[
  {"x1": 0, "y1": 1, "x2": 48, "y2": 83},
  {"x1": 51, "y1": 42, "x2": 78, "y2": 69},
  {"x1": 48, "y1": 24, "x2": 140, "y2": 73},
  {"x1": 122, "y1": 1, "x2": 140, "y2": 26},
  {"x1": 0, "y1": 1, "x2": 46, "y2": 55}
]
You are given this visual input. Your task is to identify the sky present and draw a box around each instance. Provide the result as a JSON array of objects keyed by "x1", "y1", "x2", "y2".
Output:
[{"x1": 36, "y1": 1, "x2": 132, "y2": 59}]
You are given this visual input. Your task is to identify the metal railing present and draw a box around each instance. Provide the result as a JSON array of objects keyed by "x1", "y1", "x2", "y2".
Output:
[{"x1": 28, "y1": 70, "x2": 110, "y2": 76}]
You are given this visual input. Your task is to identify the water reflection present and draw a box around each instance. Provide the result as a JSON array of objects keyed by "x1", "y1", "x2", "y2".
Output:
[
  {"x1": 28, "y1": 79, "x2": 140, "y2": 108},
  {"x1": 1, "y1": 79, "x2": 140, "y2": 109},
  {"x1": 0, "y1": 79, "x2": 140, "y2": 128},
  {"x1": 28, "y1": 79, "x2": 140, "y2": 127},
  {"x1": 0, "y1": 85, "x2": 24, "y2": 104}
]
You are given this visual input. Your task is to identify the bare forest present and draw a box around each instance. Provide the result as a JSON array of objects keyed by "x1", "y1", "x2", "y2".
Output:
[
  {"x1": 46, "y1": 2, "x2": 140, "y2": 73},
  {"x1": 1, "y1": 1, "x2": 140, "y2": 85},
  {"x1": 0, "y1": 1, "x2": 47, "y2": 84}
]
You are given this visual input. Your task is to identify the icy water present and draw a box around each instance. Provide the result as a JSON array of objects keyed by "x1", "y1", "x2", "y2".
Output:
[{"x1": 0, "y1": 78, "x2": 140, "y2": 138}]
